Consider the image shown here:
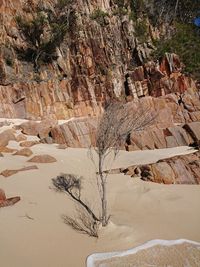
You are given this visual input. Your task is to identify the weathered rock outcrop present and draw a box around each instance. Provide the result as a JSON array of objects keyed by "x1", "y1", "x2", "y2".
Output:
[
  {"x1": 0, "y1": 0, "x2": 198, "y2": 120},
  {"x1": 140, "y1": 152, "x2": 200, "y2": 184},
  {"x1": 18, "y1": 115, "x2": 58, "y2": 138},
  {"x1": 50, "y1": 117, "x2": 97, "y2": 147},
  {"x1": 121, "y1": 152, "x2": 200, "y2": 184},
  {"x1": 47, "y1": 97, "x2": 200, "y2": 148}
]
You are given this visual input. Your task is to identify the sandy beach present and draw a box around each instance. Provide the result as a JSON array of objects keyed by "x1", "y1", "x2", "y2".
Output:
[{"x1": 0, "y1": 122, "x2": 200, "y2": 267}]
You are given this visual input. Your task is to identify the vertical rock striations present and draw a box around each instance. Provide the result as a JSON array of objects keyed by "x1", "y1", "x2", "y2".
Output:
[{"x1": 0, "y1": 0, "x2": 198, "y2": 119}]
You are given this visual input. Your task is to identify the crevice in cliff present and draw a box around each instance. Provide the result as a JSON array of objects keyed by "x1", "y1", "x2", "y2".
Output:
[{"x1": 124, "y1": 73, "x2": 130, "y2": 97}]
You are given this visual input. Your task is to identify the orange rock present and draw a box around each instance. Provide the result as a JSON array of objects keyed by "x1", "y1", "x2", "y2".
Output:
[
  {"x1": 0, "y1": 147, "x2": 17, "y2": 153},
  {"x1": 0, "y1": 189, "x2": 6, "y2": 202},
  {"x1": 140, "y1": 152, "x2": 200, "y2": 185},
  {"x1": 0, "y1": 129, "x2": 16, "y2": 147},
  {"x1": 150, "y1": 162, "x2": 175, "y2": 184},
  {"x1": 28, "y1": 155, "x2": 57, "y2": 163},
  {"x1": 19, "y1": 116, "x2": 58, "y2": 139},
  {"x1": 183, "y1": 122, "x2": 200, "y2": 141},
  {"x1": 50, "y1": 117, "x2": 97, "y2": 148},
  {"x1": 20, "y1": 141, "x2": 40, "y2": 147},
  {"x1": 19, "y1": 121, "x2": 40, "y2": 136},
  {"x1": 0, "y1": 165, "x2": 38, "y2": 177},
  {"x1": 0, "y1": 196, "x2": 21, "y2": 208},
  {"x1": 16, "y1": 134, "x2": 27, "y2": 142},
  {"x1": 1, "y1": 170, "x2": 18, "y2": 177},
  {"x1": 14, "y1": 148, "x2": 33, "y2": 157}
]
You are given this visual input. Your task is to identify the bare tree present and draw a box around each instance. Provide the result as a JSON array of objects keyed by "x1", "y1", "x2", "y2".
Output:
[
  {"x1": 93, "y1": 101, "x2": 156, "y2": 226},
  {"x1": 53, "y1": 102, "x2": 155, "y2": 235},
  {"x1": 52, "y1": 173, "x2": 100, "y2": 237}
]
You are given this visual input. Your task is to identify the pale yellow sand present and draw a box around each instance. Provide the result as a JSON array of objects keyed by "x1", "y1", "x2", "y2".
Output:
[{"x1": 0, "y1": 122, "x2": 200, "y2": 267}]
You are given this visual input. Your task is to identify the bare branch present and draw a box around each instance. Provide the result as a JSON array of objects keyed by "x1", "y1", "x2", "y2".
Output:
[
  {"x1": 52, "y1": 174, "x2": 100, "y2": 223},
  {"x1": 62, "y1": 206, "x2": 99, "y2": 238}
]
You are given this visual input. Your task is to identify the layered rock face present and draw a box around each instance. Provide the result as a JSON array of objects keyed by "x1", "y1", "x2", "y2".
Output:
[
  {"x1": 44, "y1": 94, "x2": 200, "y2": 148},
  {"x1": 0, "y1": 0, "x2": 198, "y2": 120},
  {"x1": 140, "y1": 151, "x2": 200, "y2": 184},
  {"x1": 116, "y1": 151, "x2": 200, "y2": 185}
]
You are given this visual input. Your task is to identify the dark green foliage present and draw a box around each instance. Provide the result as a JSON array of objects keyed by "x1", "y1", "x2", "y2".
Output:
[
  {"x1": 130, "y1": 0, "x2": 145, "y2": 19},
  {"x1": 113, "y1": 0, "x2": 145, "y2": 20},
  {"x1": 15, "y1": 0, "x2": 73, "y2": 71},
  {"x1": 55, "y1": 0, "x2": 72, "y2": 10},
  {"x1": 153, "y1": 23, "x2": 200, "y2": 79},
  {"x1": 114, "y1": 0, "x2": 126, "y2": 8},
  {"x1": 90, "y1": 9, "x2": 109, "y2": 26},
  {"x1": 112, "y1": 7, "x2": 128, "y2": 17},
  {"x1": 127, "y1": 0, "x2": 200, "y2": 79},
  {"x1": 144, "y1": 0, "x2": 199, "y2": 26},
  {"x1": 112, "y1": 0, "x2": 128, "y2": 17},
  {"x1": 135, "y1": 20, "x2": 148, "y2": 42}
]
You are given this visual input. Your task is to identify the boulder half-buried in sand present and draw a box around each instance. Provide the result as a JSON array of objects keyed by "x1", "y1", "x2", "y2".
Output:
[
  {"x1": 0, "y1": 188, "x2": 20, "y2": 208},
  {"x1": 0, "y1": 165, "x2": 38, "y2": 177},
  {"x1": 14, "y1": 148, "x2": 33, "y2": 157},
  {"x1": 28, "y1": 155, "x2": 57, "y2": 163}
]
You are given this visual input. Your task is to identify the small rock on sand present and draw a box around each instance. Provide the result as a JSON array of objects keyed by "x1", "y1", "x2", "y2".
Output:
[
  {"x1": 0, "y1": 147, "x2": 17, "y2": 153},
  {"x1": 20, "y1": 141, "x2": 40, "y2": 147},
  {"x1": 14, "y1": 148, "x2": 33, "y2": 157},
  {"x1": 28, "y1": 155, "x2": 57, "y2": 163},
  {"x1": 0, "y1": 165, "x2": 38, "y2": 177},
  {"x1": 0, "y1": 188, "x2": 20, "y2": 208}
]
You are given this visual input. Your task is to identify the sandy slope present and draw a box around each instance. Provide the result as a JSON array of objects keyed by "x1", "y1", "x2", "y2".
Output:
[{"x1": 0, "y1": 134, "x2": 200, "y2": 267}]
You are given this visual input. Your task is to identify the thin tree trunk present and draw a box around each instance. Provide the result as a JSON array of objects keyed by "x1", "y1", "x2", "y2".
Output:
[
  {"x1": 101, "y1": 178, "x2": 107, "y2": 226},
  {"x1": 99, "y1": 154, "x2": 108, "y2": 226}
]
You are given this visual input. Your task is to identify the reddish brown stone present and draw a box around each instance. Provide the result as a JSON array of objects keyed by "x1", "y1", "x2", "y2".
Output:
[
  {"x1": 14, "y1": 148, "x2": 33, "y2": 157},
  {"x1": 16, "y1": 134, "x2": 27, "y2": 142},
  {"x1": 19, "y1": 121, "x2": 40, "y2": 136},
  {"x1": 0, "y1": 196, "x2": 21, "y2": 208},
  {"x1": 20, "y1": 141, "x2": 40, "y2": 147},
  {"x1": 0, "y1": 129, "x2": 16, "y2": 147},
  {"x1": 0, "y1": 189, "x2": 6, "y2": 202},
  {"x1": 28, "y1": 155, "x2": 57, "y2": 163},
  {"x1": 150, "y1": 162, "x2": 175, "y2": 184},
  {"x1": 0, "y1": 147, "x2": 17, "y2": 153},
  {"x1": 183, "y1": 122, "x2": 200, "y2": 141},
  {"x1": 1, "y1": 165, "x2": 38, "y2": 177},
  {"x1": 140, "y1": 152, "x2": 200, "y2": 184}
]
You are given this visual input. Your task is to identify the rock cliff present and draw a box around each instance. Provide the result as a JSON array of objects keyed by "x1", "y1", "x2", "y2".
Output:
[{"x1": 0, "y1": 0, "x2": 199, "y2": 120}]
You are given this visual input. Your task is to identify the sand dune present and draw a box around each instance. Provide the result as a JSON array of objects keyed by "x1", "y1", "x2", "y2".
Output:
[{"x1": 0, "y1": 130, "x2": 200, "y2": 267}]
